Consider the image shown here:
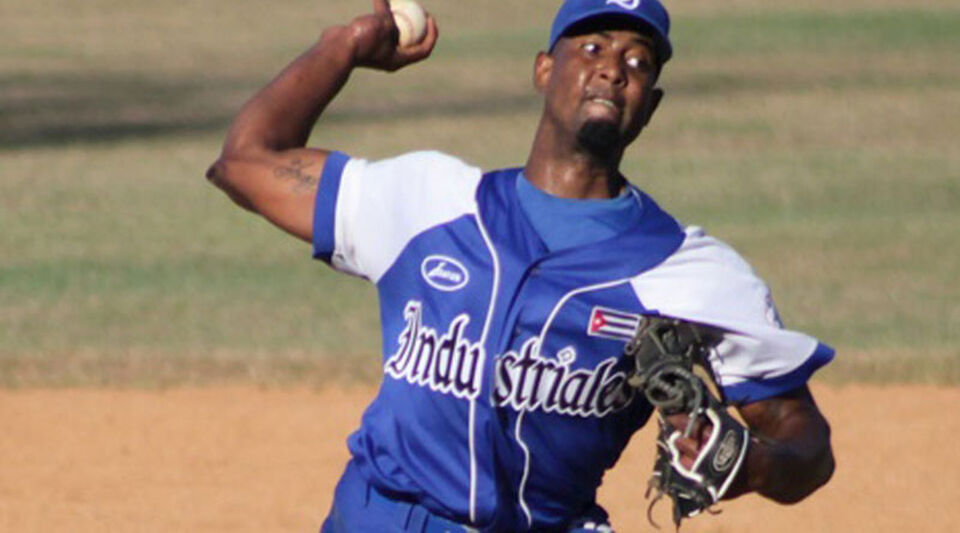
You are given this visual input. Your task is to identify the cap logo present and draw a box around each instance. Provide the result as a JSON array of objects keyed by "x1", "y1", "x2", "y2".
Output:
[{"x1": 607, "y1": 0, "x2": 642, "y2": 10}]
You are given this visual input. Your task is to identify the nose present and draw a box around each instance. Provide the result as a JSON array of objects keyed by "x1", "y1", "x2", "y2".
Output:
[{"x1": 596, "y1": 56, "x2": 626, "y2": 87}]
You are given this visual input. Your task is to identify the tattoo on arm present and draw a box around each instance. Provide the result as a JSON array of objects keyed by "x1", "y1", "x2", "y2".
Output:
[{"x1": 272, "y1": 158, "x2": 319, "y2": 192}]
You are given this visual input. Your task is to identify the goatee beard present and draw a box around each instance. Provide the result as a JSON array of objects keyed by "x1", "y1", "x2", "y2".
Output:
[{"x1": 576, "y1": 120, "x2": 621, "y2": 157}]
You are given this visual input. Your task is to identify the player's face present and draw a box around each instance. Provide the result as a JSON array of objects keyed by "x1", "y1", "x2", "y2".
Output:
[{"x1": 536, "y1": 27, "x2": 662, "y2": 152}]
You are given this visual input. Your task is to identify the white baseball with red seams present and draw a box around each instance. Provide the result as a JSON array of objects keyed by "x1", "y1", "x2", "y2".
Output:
[{"x1": 390, "y1": 0, "x2": 427, "y2": 47}]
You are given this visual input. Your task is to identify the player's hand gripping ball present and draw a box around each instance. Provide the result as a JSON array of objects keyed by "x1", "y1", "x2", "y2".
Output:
[{"x1": 390, "y1": 0, "x2": 428, "y2": 47}]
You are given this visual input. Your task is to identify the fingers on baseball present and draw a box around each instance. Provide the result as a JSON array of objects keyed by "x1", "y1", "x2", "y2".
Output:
[
  {"x1": 372, "y1": 0, "x2": 391, "y2": 15},
  {"x1": 363, "y1": 0, "x2": 398, "y2": 42},
  {"x1": 398, "y1": 14, "x2": 437, "y2": 59}
]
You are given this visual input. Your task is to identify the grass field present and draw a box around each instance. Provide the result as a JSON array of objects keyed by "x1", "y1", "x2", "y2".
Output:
[{"x1": 1, "y1": 0, "x2": 958, "y2": 387}]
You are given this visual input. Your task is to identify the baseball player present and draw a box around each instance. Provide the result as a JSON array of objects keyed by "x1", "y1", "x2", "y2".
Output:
[{"x1": 207, "y1": 0, "x2": 835, "y2": 531}]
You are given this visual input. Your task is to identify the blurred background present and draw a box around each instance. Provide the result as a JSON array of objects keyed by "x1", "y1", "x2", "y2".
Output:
[{"x1": 2, "y1": 0, "x2": 958, "y2": 387}]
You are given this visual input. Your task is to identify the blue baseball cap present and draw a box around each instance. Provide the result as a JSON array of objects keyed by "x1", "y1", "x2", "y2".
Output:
[{"x1": 548, "y1": 0, "x2": 673, "y2": 65}]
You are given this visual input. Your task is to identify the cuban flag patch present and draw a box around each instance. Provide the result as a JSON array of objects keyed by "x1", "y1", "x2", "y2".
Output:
[{"x1": 587, "y1": 306, "x2": 642, "y2": 341}]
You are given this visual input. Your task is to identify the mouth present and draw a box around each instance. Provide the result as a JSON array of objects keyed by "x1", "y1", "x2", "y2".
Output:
[
  {"x1": 588, "y1": 97, "x2": 619, "y2": 111},
  {"x1": 582, "y1": 94, "x2": 624, "y2": 120}
]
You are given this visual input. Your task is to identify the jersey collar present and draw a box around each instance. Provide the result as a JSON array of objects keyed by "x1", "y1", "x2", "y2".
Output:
[{"x1": 476, "y1": 167, "x2": 685, "y2": 281}]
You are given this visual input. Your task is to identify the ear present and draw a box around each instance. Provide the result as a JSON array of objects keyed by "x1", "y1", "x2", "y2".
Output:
[
  {"x1": 641, "y1": 87, "x2": 664, "y2": 127},
  {"x1": 533, "y1": 51, "x2": 553, "y2": 94}
]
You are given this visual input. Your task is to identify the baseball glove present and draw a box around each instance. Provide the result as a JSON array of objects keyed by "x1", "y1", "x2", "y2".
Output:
[{"x1": 624, "y1": 316, "x2": 750, "y2": 529}]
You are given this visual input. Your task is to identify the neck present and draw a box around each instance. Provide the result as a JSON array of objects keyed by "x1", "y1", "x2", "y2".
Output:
[{"x1": 524, "y1": 117, "x2": 626, "y2": 200}]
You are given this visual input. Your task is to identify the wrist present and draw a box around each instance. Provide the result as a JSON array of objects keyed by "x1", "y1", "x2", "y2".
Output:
[
  {"x1": 727, "y1": 435, "x2": 774, "y2": 498},
  {"x1": 316, "y1": 25, "x2": 360, "y2": 67}
]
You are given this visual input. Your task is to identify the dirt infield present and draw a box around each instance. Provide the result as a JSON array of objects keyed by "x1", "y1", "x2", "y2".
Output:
[{"x1": 1, "y1": 384, "x2": 956, "y2": 532}]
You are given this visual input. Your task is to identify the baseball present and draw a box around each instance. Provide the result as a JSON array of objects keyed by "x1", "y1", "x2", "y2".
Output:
[{"x1": 390, "y1": 0, "x2": 428, "y2": 48}]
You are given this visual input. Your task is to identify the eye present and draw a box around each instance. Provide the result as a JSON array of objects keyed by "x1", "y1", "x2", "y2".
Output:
[
  {"x1": 582, "y1": 42, "x2": 601, "y2": 55},
  {"x1": 626, "y1": 56, "x2": 653, "y2": 73}
]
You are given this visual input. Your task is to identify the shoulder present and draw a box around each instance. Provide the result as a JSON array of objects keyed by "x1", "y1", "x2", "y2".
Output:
[
  {"x1": 347, "y1": 150, "x2": 483, "y2": 189},
  {"x1": 330, "y1": 151, "x2": 488, "y2": 278},
  {"x1": 633, "y1": 224, "x2": 761, "y2": 285},
  {"x1": 671, "y1": 226, "x2": 759, "y2": 276},
  {"x1": 337, "y1": 150, "x2": 484, "y2": 218},
  {"x1": 630, "y1": 225, "x2": 778, "y2": 328}
]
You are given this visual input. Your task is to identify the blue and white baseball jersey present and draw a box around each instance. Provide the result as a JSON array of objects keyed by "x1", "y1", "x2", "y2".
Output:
[{"x1": 312, "y1": 150, "x2": 834, "y2": 531}]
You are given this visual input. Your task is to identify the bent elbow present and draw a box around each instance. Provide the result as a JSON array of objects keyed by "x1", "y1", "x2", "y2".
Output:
[
  {"x1": 204, "y1": 157, "x2": 257, "y2": 212},
  {"x1": 806, "y1": 420, "x2": 837, "y2": 496},
  {"x1": 811, "y1": 445, "x2": 836, "y2": 494},
  {"x1": 772, "y1": 443, "x2": 836, "y2": 505},
  {"x1": 205, "y1": 156, "x2": 242, "y2": 196},
  {"x1": 205, "y1": 158, "x2": 229, "y2": 189}
]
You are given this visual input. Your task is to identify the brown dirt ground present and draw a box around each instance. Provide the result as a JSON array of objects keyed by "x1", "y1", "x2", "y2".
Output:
[{"x1": 1, "y1": 384, "x2": 957, "y2": 532}]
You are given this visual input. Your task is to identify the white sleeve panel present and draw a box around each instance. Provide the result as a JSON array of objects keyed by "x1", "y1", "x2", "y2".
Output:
[
  {"x1": 630, "y1": 227, "x2": 832, "y2": 401},
  {"x1": 331, "y1": 151, "x2": 483, "y2": 282}
]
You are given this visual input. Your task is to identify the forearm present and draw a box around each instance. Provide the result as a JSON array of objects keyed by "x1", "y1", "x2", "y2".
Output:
[
  {"x1": 206, "y1": 26, "x2": 356, "y2": 223},
  {"x1": 204, "y1": 1, "x2": 436, "y2": 236},
  {"x1": 214, "y1": 1, "x2": 437, "y2": 164},
  {"x1": 728, "y1": 388, "x2": 835, "y2": 503},
  {"x1": 737, "y1": 425, "x2": 835, "y2": 503},
  {"x1": 223, "y1": 26, "x2": 357, "y2": 156}
]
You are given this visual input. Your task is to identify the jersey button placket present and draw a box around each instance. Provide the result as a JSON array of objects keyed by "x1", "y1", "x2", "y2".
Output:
[{"x1": 513, "y1": 265, "x2": 543, "y2": 339}]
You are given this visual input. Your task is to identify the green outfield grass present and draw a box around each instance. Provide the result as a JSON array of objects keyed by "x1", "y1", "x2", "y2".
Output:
[{"x1": 1, "y1": 0, "x2": 958, "y2": 386}]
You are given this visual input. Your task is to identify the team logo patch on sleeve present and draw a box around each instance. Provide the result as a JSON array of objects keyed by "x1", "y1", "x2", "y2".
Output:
[
  {"x1": 588, "y1": 307, "x2": 642, "y2": 341},
  {"x1": 421, "y1": 255, "x2": 470, "y2": 292}
]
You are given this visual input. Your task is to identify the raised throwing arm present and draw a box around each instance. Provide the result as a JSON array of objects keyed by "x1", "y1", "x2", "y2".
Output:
[{"x1": 205, "y1": 0, "x2": 438, "y2": 241}]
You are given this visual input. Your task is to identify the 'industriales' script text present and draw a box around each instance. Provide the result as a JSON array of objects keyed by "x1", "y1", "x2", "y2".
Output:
[{"x1": 385, "y1": 301, "x2": 636, "y2": 417}]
